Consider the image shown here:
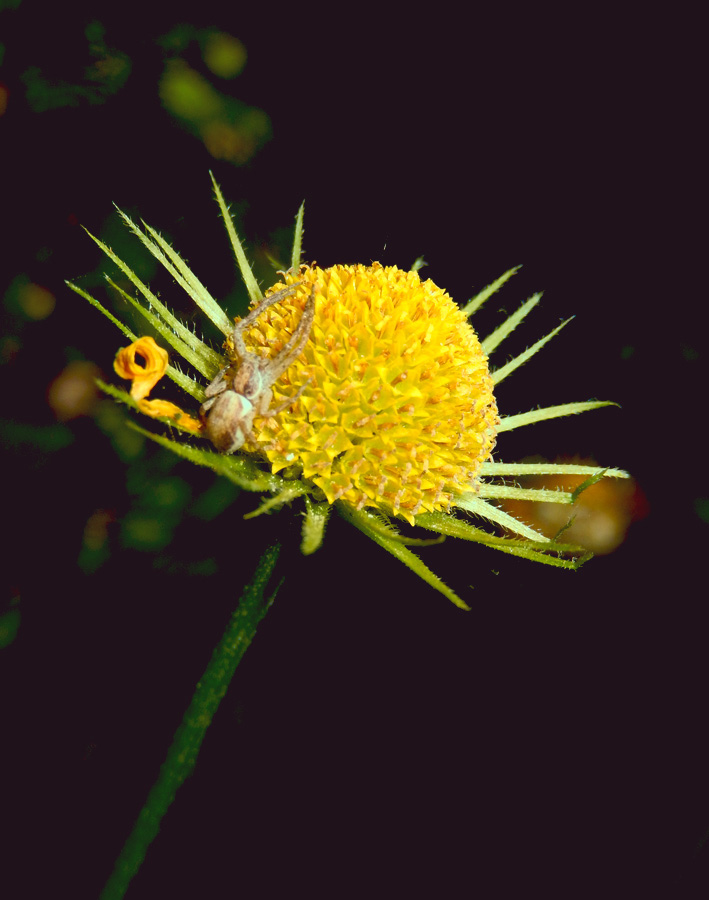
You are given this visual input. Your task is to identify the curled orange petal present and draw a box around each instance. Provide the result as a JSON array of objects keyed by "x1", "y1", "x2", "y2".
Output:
[
  {"x1": 114, "y1": 336, "x2": 169, "y2": 400},
  {"x1": 137, "y1": 398, "x2": 203, "y2": 434}
]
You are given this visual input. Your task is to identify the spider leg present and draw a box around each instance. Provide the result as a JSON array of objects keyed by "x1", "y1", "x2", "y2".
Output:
[
  {"x1": 263, "y1": 376, "x2": 313, "y2": 418},
  {"x1": 203, "y1": 366, "x2": 230, "y2": 399},
  {"x1": 266, "y1": 286, "x2": 316, "y2": 381},
  {"x1": 232, "y1": 283, "x2": 302, "y2": 357}
]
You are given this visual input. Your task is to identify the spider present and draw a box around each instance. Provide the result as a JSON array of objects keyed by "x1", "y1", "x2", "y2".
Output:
[{"x1": 200, "y1": 283, "x2": 316, "y2": 454}]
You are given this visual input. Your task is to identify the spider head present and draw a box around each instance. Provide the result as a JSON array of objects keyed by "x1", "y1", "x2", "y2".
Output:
[{"x1": 230, "y1": 357, "x2": 267, "y2": 401}]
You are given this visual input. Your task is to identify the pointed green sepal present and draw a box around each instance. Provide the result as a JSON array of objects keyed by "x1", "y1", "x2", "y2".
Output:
[
  {"x1": 490, "y1": 316, "x2": 572, "y2": 385},
  {"x1": 131, "y1": 214, "x2": 232, "y2": 336},
  {"x1": 480, "y1": 462, "x2": 630, "y2": 479},
  {"x1": 477, "y1": 483, "x2": 574, "y2": 504},
  {"x1": 481, "y1": 293, "x2": 542, "y2": 355},
  {"x1": 570, "y1": 469, "x2": 609, "y2": 503},
  {"x1": 243, "y1": 484, "x2": 308, "y2": 519},
  {"x1": 291, "y1": 202, "x2": 305, "y2": 271},
  {"x1": 415, "y1": 511, "x2": 593, "y2": 569},
  {"x1": 497, "y1": 401, "x2": 619, "y2": 434},
  {"x1": 338, "y1": 504, "x2": 469, "y2": 610},
  {"x1": 209, "y1": 172, "x2": 262, "y2": 306},
  {"x1": 301, "y1": 496, "x2": 331, "y2": 555},
  {"x1": 462, "y1": 266, "x2": 521, "y2": 317},
  {"x1": 456, "y1": 494, "x2": 550, "y2": 541}
]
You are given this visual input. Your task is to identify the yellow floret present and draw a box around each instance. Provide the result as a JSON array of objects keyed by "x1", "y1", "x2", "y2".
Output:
[{"x1": 237, "y1": 262, "x2": 499, "y2": 524}]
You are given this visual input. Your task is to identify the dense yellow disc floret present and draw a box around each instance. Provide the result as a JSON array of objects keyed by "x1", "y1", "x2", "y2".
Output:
[{"x1": 237, "y1": 263, "x2": 498, "y2": 524}]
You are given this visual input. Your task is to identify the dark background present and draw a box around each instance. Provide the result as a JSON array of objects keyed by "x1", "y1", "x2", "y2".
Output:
[{"x1": 2, "y1": 2, "x2": 706, "y2": 896}]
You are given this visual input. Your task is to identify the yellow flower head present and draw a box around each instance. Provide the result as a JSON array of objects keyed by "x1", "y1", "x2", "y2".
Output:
[
  {"x1": 70, "y1": 175, "x2": 629, "y2": 609},
  {"x1": 237, "y1": 263, "x2": 498, "y2": 523}
]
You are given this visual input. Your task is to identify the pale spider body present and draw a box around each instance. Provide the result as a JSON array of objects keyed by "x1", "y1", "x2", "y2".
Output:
[{"x1": 200, "y1": 284, "x2": 315, "y2": 454}]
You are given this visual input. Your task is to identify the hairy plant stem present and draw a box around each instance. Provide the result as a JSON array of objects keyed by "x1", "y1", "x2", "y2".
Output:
[{"x1": 100, "y1": 543, "x2": 283, "y2": 900}]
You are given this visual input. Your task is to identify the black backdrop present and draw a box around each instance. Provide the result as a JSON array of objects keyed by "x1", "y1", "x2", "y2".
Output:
[{"x1": 2, "y1": 3, "x2": 706, "y2": 896}]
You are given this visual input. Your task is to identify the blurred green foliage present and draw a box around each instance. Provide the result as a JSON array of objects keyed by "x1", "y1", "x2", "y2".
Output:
[
  {"x1": 0, "y1": 606, "x2": 20, "y2": 649},
  {"x1": 0, "y1": 11, "x2": 277, "y2": 655}
]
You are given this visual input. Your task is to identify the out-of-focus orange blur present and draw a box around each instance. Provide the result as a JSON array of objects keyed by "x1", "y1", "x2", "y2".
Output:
[{"x1": 496, "y1": 458, "x2": 647, "y2": 554}]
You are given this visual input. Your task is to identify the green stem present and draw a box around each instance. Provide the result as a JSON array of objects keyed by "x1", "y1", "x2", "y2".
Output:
[{"x1": 100, "y1": 543, "x2": 282, "y2": 900}]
